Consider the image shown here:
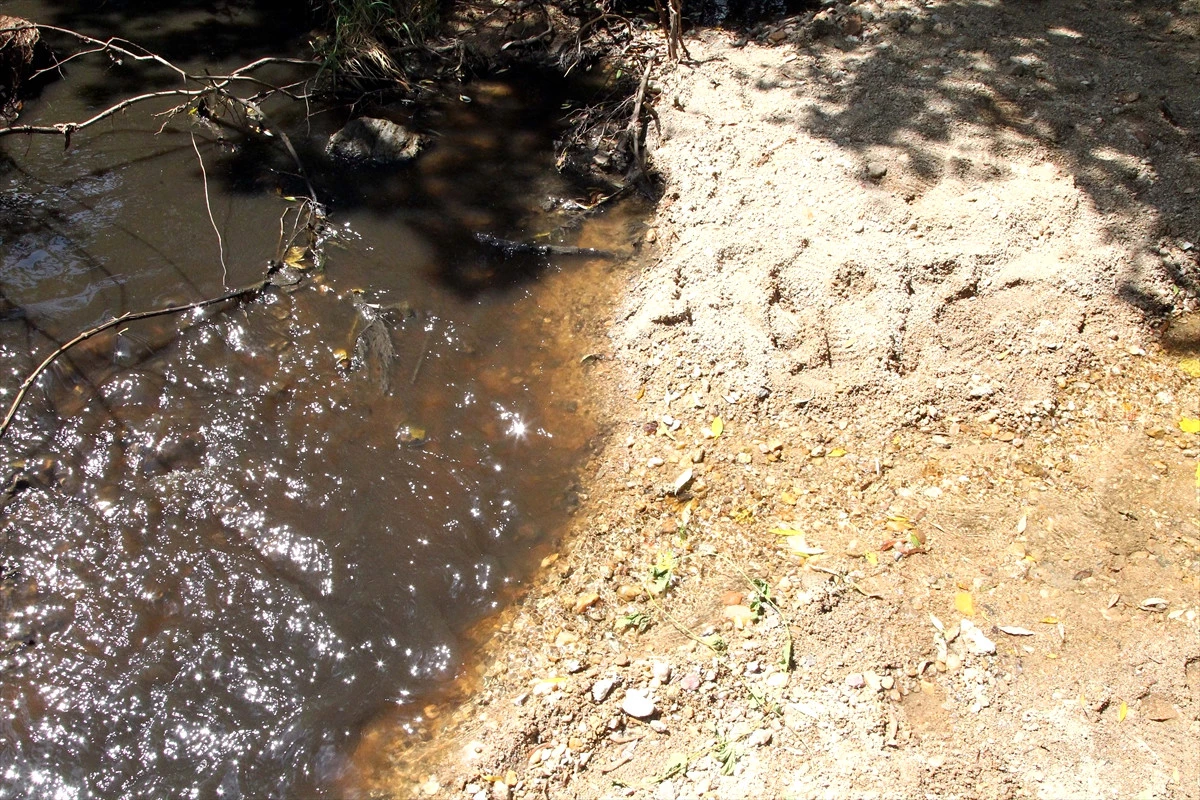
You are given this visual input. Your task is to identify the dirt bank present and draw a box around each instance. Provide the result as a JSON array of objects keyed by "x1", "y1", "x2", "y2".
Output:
[{"x1": 362, "y1": 0, "x2": 1200, "y2": 797}]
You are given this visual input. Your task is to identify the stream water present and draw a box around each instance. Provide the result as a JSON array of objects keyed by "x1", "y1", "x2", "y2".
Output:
[{"x1": 0, "y1": 4, "x2": 641, "y2": 797}]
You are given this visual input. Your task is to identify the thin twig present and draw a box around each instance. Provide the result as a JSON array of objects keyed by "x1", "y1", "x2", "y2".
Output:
[
  {"x1": 410, "y1": 322, "x2": 435, "y2": 386},
  {"x1": 0, "y1": 281, "x2": 268, "y2": 440},
  {"x1": 190, "y1": 132, "x2": 227, "y2": 287},
  {"x1": 628, "y1": 59, "x2": 654, "y2": 169}
]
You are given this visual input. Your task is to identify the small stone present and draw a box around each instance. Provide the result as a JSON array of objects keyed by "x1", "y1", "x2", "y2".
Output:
[
  {"x1": 867, "y1": 162, "x2": 888, "y2": 180},
  {"x1": 617, "y1": 584, "x2": 642, "y2": 601},
  {"x1": 621, "y1": 689, "x2": 657, "y2": 718},
  {"x1": 959, "y1": 619, "x2": 996, "y2": 654},
  {"x1": 652, "y1": 662, "x2": 673, "y2": 683},
  {"x1": 492, "y1": 780, "x2": 510, "y2": 800},
  {"x1": 747, "y1": 728, "x2": 773, "y2": 747},
  {"x1": 852, "y1": 220, "x2": 865, "y2": 233},
  {"x1": 592, "y1": 678, "x2": 617, "y2": 703},
  {"x1": 1141, "y1": 694, "x2": 1180, "y2": 721},
  {"x1": 846, "y1": 673, "x2": 866, "y2": 689},
  {"x1": 572, "y1": 592, "x2": 600, "y2": 614},
  {"x1": 881, "y1": 675, "x2": 895, "y2": 690},
  {"x1": 736, "y1": 451, "x2": 753, "y2": 464},
  {"x1": 648, "y1": 457, "x2": 665, "y2": 468},
  {"x1": 864, "y1": 671, "x2": 882, "y2": 692},
  {"x1": 679, "y1": 672, "x2": 701, "y2": 691},
  {"x1": 968, "y1": 383, "x2": 996, "y2": 399}
]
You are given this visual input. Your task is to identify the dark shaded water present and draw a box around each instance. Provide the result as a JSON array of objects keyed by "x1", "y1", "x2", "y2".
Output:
[{"x1": 0, "y1": 4, "x2": 640, "y2": 797}]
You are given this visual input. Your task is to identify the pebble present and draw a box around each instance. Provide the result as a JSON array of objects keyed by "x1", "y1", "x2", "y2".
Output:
[
  {"x1": 867, "y1": 162, "x2": 888, "y2": 180},
  {"x1": 959, "y1": 619, "x2": 996, "y2": 654},
  {"x1": 621, "y1": 689, "x2": 657, "y2": 719},
  {"x1": 592, "y1": 678, "x2": 617, "y2": 703},
  {"x1": 968, "y1": 383, "x2": 996, "y2": 398},
  {"x1": 747, "y1": 728, "x2": 773, "y2": 747},
  {"x1": 846, "y1": 673, "x2": 866, "y2": 689},
  {"x1": 652, "y1": 662, "x2": 672, "y2": 683}
]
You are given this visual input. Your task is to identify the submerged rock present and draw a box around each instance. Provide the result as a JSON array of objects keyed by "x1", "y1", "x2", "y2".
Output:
[{"x1": 326, "y1": 117, "x2": 423, "y2": 165}]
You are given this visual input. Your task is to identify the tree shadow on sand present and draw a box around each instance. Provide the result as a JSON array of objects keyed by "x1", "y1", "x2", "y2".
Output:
[{"x1": 731, "y1": 0, "x2": 1198, "y2": 316}]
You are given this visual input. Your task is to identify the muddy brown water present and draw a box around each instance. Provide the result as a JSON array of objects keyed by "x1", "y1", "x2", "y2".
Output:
[{"x1": 0, "y1": 5, "x2": 644, "y2": 797}]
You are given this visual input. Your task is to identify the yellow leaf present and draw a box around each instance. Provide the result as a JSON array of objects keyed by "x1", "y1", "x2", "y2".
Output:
[
  {"x1": 1039, "y1": 616, "x2": 1059, "y2": 624},
  {"x1": 1118, "y1": 701, "x2": 1128, "y2": 722},
  {"x1": 1046, "y1": 653, "x2": 1057, "y2": 659},
  {"x1": 1180, "y1": 358, "x2": 1200, "y2": 378},
  {"x1": 770, "y1": 527, "x2": 804, "y2": 536},
  {"x1": 784, "y1": 537, "x2": 826, "y2": 556},
  {"x1": 1180, "y1": 417, "x2": 1200, "y2": 434},
  {"x1": 780, "y1": 492, "x2": 798, "y2": 505},
  {"x1": 635, "y1": 386, "x2": 645, "y2": 401},
  {"x1": 954, "y1": 591, "x2": 975, "y2": 616},
  {"x1": 282, "y1": 245, "x2": 308, "y2": 268},
  {"x1": 865, "y1": 551, "x2": 878, "y2": 565},
  {"x1": 711, "y1": 417, "x2": 724, "y2": 437},
  {"x1": 828, "y1": 448, "x2": 847, "y2": 458}
]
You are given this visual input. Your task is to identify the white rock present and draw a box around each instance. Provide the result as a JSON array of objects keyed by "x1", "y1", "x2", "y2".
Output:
[
  {"x1": 621, "y1": 689, "x2": 657, "y2": 718},
  {"x1": 968, "y1": 383, "x2": 995, "y2": 398},
  {"x1": 959, "y1": 619, "x2": 996, "y2": 654},
  {"x1": 592, "y1": 678, "x2": 617, "y2": 703},
  {"x1": 747, "y1": 728, "x2": 773, "y2": 747}
]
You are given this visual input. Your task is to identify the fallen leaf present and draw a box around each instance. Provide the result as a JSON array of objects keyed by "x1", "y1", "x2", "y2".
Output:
[
  {"x1": 998, "y1": 625, "x2": 1035, "y2": 636},
  {"x1": 955, "y1": 591, "x2": 975, "y2": 616},
  {"x1": 779, "y1": 492, "x2": 798, "y2": 505},
  {"x1": 930, "y1": 614, "x2": 945, "y2": 633},
  {"x1": 1139, "y1": 597, "x2": 1168, "y2": 612},
  {"x1": 672, "y1": 468, "x2": 694, "y2": 495},
  {"x1": 1118, "y1": 701, "x2": 1128, "y2": 722},
  {"x1": 885, "y1": 515, "x2": 915, "y2": 532},
  {"x1": 1180, "y1": 417, "x2": 1200, "y2": 434},
  {"x1": 710, "y1": 417, "x2": 724, "y2": 437},
  {"x1": 1180, "y1": 357, "x2": 1200, "y2": 378},
  {"x1": 1039, "y1": 616, "x2": 1059, "y2": 624},
  {"x1": 532, "y1": 676, "x2": 566, "y2": 695},
  {"x1": 785, "y1": 537, "x2": 826, "y2": 556},
  {"x1": 827, "y1": 447, "x2": 847, "y2": 458},
  {"x1": 635, "y1": 386, "x2": 645, "y2": 401},
  {"x1": 282, "y1": 245, "x2": 308, "y2": 268},
  {"x1": 865, "y1": 551, "x2": 878, "y2": 565}
]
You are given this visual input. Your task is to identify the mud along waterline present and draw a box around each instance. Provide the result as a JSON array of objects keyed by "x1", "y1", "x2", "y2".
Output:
[{"x1": 0, "y1": 8, "x2": 643, "y2": 798}]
